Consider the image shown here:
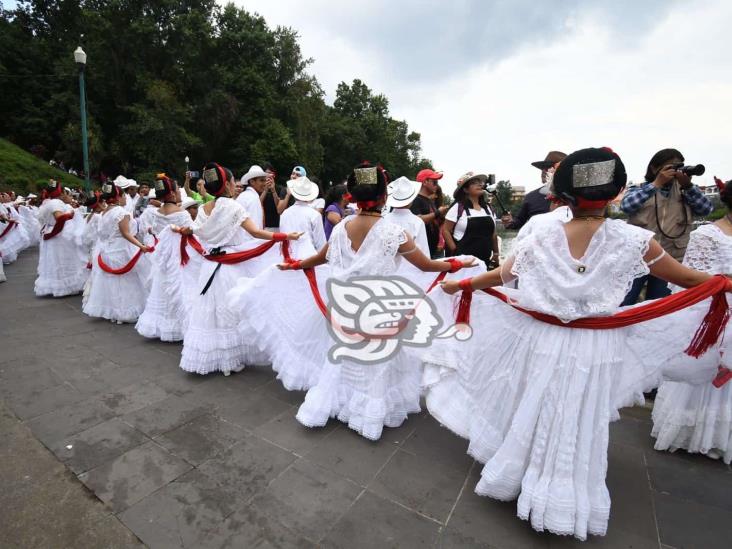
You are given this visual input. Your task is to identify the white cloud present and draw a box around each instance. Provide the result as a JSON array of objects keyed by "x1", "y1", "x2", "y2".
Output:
[{"x1": 233, "y1": 0, "x2": 731, "y2": 193}]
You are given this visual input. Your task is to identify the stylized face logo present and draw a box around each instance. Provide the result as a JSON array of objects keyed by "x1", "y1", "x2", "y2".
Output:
[{"x1": 325, "y1": 276, "x2": 460, "y2": 364}]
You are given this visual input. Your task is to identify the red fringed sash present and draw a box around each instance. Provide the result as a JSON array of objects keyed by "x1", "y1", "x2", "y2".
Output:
[
  {"x1": 0, "y1": 220, "x2": 17, "y2": 240},
  {"x1": 43, "y1": 212, "x2": 74, "y2": 240},
  {"x1": 98, "y1": 237, "x2": 158, "y2": 275},
  {"x1": 452, "y1": 275, "x2": 732, "y2": 360}
]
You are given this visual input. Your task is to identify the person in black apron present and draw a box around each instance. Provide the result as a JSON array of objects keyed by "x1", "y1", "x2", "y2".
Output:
[{"x1": 443, "y1": 172, "x2": 500, "y2": 269}]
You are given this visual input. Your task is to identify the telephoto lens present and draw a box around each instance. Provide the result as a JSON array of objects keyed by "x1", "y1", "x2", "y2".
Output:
[{"x1": 680, "y1": 164, "x2": 705, "y2": 177}]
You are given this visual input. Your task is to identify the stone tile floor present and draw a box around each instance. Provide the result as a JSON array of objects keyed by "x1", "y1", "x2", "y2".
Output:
[{"x1": 2, "y1": 249, "x2": 732, "y2": 548}]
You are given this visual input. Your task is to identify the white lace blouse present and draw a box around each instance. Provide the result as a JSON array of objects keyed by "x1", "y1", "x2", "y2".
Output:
[
  {"x1": 326, "y1": 217, "x2": 408, "y2": 278},
  {"x1": 508, "y1": 218, "x2": 654, "y2": 321},
  {"x1": 680, "y1": 223, "x2": 732, "y2": 275},
  {"x1": 192, "y1": 197, "x2": 250, "y2": 249}
]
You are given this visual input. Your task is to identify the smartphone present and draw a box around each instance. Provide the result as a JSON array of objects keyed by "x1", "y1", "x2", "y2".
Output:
[
  {"x1": 488, "y1": 174, "x2": 496, "y2": 186},
  {"x1": 188, "y1": 170, "x2": 200, "y2": 179}
]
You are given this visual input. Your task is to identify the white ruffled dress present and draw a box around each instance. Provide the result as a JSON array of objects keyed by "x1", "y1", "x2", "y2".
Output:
[
  {"x1": 135, "y1": 209, "x2": 198, "y2": 341},
  {"x1": 17, "y1": 204, "x2": 41, "y2": 247},
  {"x1": 34, "y1": 199, "x2": 88, "y2": 297},
  {"x1": 179, "y1": 197, "x2": 270, "y2": 375},
  {"x1": 420, "y1": 218, "x2": 723, "y2": 540},
  {"x1": 0, "y1": 204, "x2": 31, "y2": 264},
  {"x1": 229, "y1": 217, "x2": 485, "y2": 441},
  {"x1": 82, "y1": 206, "x2": 150, "y2": 322},
  {"x1": 652, "y1": 223, "x2": 732, "y2": 464},
  {"x1": 228, "y1": 201, "x2": 329, "y2": 390}
]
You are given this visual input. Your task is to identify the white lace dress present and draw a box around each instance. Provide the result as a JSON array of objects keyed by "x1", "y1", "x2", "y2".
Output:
[
  {"x1": 34, "y1": 199, "x2": 88, "y2": 296},
  {"x1": 421, "y1": 218, "x2": 724, "y2": 540},
  {"x1": 82, "y1": 206, "x2": 150, "y2": 322},
  {"x1": 384, "y1": 208, "x2": 436, "y2": 291},
  {"x1": 227, "y1": 202, "x2": 330, "y2": 390},
  {"x1": 0, "y1": 203, "x2": 31, "y2": 264},
  {"x1": 228, "y1": 217, "x2": 486, "y2": 440},
  {"x1": 180, "y1": 197, "x2": 270, "y2": 375},
  {"x1": 135, "y1": 209, "x2": 198, "y2": 341},
  {"x1": 652, "y1": 223, "x2": 732, "y2": 464},
  {"x1": 17, "y1": 204, "x2": 41, "y2": 246}
]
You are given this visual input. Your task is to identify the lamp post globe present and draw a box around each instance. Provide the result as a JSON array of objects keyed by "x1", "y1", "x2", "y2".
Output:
[
  {"x1": 73, "y1": 46, "x2": 87, "y2": 66},
  {"x1": 74, "y1": 46, "x2": 91, "y2": 192}
]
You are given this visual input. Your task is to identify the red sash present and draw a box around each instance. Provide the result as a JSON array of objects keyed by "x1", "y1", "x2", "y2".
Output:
[
  {"x1": 453, "y1": 275, "x2": 731, "y2": 361},
  {"x1": 180, "y1": 234, "x2": 280, "y2": 265},
  {"x1": 43, "y1": 212, "x2": 74, "y2": 241},
  {"x1": 97, "y1": 237, "x2": 158, "y2": 275},
  {"x1": 0, "y1": 220, "x2": 17, "y2": 240}
]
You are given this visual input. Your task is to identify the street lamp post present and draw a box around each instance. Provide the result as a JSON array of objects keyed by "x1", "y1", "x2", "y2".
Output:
[{"x1": 74, "y1": 46, "x2": 90, "y2": 192}]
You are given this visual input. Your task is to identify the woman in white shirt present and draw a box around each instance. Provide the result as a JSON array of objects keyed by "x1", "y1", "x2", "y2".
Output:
[{"x1": 442, "y1": 172, "x2": 499, "y2": 267}]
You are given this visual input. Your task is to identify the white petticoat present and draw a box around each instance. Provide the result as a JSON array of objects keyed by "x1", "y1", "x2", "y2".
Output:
[
  {"x1": 34, "y1": 219, "x2": 88, "y2": 297},
  {"x1": 420, "y1": 287, "x2": 721, "y2": 540},
  {"x1": 652, "y1": 378, "x2": 732, "y2": 464},
  {"x1": 83, "y1": 242, "x2": 150, "y2": 322},
  {"x1": 179, "y1": 243, "x2": 271, "y2": 376}
]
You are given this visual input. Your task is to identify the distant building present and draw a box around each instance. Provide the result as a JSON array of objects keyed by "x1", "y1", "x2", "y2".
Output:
[
  {"x1": 698, "y1": 182, "x2": 719, "y2": 198},
  {"x1": 511, "y1": 185, "x2": 526, "y2": 202}
]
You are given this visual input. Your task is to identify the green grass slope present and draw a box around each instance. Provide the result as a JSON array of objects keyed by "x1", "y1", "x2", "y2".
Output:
[{"x1": 0, "y1": 138, "x2": 84, "y2": 194}]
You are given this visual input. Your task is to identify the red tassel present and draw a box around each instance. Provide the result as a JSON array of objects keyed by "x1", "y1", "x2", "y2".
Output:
[
  {"x1": 685, "y1": 292, "x2": 730, "y2": 358},
  {"x1": 712, "y1": 367, "x2": 732, "y2": 388},
  {"x1": 455, "y1": 289, "x2": 473, "y2": 325},
  {"x1": 180, "y1": 235, "x2": 190, "y2": 266}
]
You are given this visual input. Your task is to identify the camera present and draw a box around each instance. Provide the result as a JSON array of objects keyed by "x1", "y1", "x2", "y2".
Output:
[
  {"x1": 187, "y1": 170, "x2": 200, "y2": 179},
  {"x1": 669, "y1": 163, "x2": 705, "y2": 177}
]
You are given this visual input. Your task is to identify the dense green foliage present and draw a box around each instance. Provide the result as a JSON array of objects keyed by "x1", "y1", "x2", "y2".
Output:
[
  {"x1": 0, "y1": 137, "x2": 82, "y2": 193},
  {"x1": 0, "y1": 0, "x2": 429, "y2": 187}
]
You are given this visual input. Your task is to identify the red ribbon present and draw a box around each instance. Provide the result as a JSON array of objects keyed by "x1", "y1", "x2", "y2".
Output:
[
  {"x1": 180, "y1": 233, "x2": 282, "y2": 265},
  {"x1": 0, "y1": 220, "x2": 17, "y2": 240},
  {"x1": 453, "y1": 275, "x2": 731, "y2": 360},
  {"x1": 98, "y1": 236, "x2": 158, "y2": 275},
  {"x1": 43, "y1": 212, "x2": 74, "y2": 240}
]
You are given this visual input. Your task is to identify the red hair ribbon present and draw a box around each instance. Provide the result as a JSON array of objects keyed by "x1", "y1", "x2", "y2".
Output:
[{"x1": 575, "y1": 198, "x2": 611, "y2": 209}]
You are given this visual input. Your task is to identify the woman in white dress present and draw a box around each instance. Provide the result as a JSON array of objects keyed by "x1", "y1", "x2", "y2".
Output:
[
  {"x1": 80, "y1": 192, "x2": 106, "y2": 308},
  {"x1": 83, "y1": 183, "x2": 153, "y2": 323},
  {"x1": 651, "y1": 177, "x2": 732, "y2": 464},
  {"x1": 422, "y1": 148, "x2": 729, "y2": 540},
  {"x1": 136, "y1": 175, "x2": 198, "y2": 341},
  {"x1": 174, "y1": 163, "x2": 301, "y2": 376},
  {"x1": 0, "y1": 197, "x2": 31, "y2": 264},
  {"x1": 34, "y1": 181, "x2": 88, "y2": 297},
  {"x1": 229, "y1": 162, "x2": 477, "y2": 441},
  {"x1": 229, "y1": 176, "x2": 329, "y2": 390}
]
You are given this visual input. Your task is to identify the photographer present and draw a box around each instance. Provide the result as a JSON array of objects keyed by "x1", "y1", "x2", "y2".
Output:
[
  {"x1": 411, "y1": 168, "x2": 449, "y2": 258},
  {"x1": 620, "y1": 148, "x2": 713, "y2": 304},
  {"x1": 442, "y1": 172, "x2": 500, "y2": 268}
]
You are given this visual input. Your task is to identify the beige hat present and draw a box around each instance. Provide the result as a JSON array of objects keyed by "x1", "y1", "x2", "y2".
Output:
[{"x1": 240, "y1": 165, "x2": 268, "y2": 185}]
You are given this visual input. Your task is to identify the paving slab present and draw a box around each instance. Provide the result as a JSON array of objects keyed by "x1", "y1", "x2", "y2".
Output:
[
  {"x1": 79, "y1": 441, "x2": 192, "y2": 513},
  {"x1": 155, "y1": 413, "x2": 248, "y2": 466}
]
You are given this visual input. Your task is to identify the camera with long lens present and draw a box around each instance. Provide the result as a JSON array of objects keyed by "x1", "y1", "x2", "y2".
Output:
[{"x1": 669, "y1": 163, "x2": 705, "y2": 177}]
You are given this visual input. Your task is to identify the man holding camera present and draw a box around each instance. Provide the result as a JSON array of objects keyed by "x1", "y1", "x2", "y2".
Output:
[{"x1": 620, "y1": 148, "x2": 713, "y2": 304}]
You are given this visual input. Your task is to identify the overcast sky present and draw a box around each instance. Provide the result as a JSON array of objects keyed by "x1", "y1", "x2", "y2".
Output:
[{"x1": 235, "y1": 0, "x2": 731, "y2": 192}]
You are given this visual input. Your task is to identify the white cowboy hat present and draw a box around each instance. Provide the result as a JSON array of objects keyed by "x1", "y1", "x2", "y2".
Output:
[
  {"x1": 27, "y1": 193, "x2": 37, "y2": 199},
  {"x1": 181, "y1": 197, "x2": 200, "y2": 210},
  {"x1": 287, "y1": 176, "x2": 319, "y2": 202},
  {"x1": 113, "y1": 175, "x2": 130, "y2": 188},
  {"x1": 386, "y1": 176, "x2": 421, "y2": 208},
  {"x1": 126, "y1": 178, "x2": 139, "y2": 188},
  {"x1": 240, "y1": 165, "x2": 268, "y2": 185}
]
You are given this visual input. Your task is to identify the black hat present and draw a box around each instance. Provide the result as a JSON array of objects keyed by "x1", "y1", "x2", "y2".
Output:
[
  {"x1": 202, "y1": 163, "x2": 229, "y2": 197},
  {"x1": 552, "y1": 148, "x2": 626, "y2": 206},
  {"x1": 531, "y1": 151, "x2": 567, "y2": 170}
]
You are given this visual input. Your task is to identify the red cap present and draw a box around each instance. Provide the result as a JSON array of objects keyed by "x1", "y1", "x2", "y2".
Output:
[{"x1": 416, "y1": 169, "x2": 443, "y2": 183}]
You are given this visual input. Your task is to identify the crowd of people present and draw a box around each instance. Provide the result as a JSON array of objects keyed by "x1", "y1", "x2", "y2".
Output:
[{"x1": 1, "y1": 147, "x2": 731, "y2": 541}]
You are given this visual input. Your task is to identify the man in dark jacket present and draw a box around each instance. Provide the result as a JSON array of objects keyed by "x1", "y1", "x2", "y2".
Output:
[{"x1": 502, "y1": 151, "x2": 566, "y2": 230}]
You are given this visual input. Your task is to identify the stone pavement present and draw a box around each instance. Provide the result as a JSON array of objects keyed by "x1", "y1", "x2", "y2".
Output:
[{"x1": 2, "y1": 249, "x2": 732, "y2": 549}]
